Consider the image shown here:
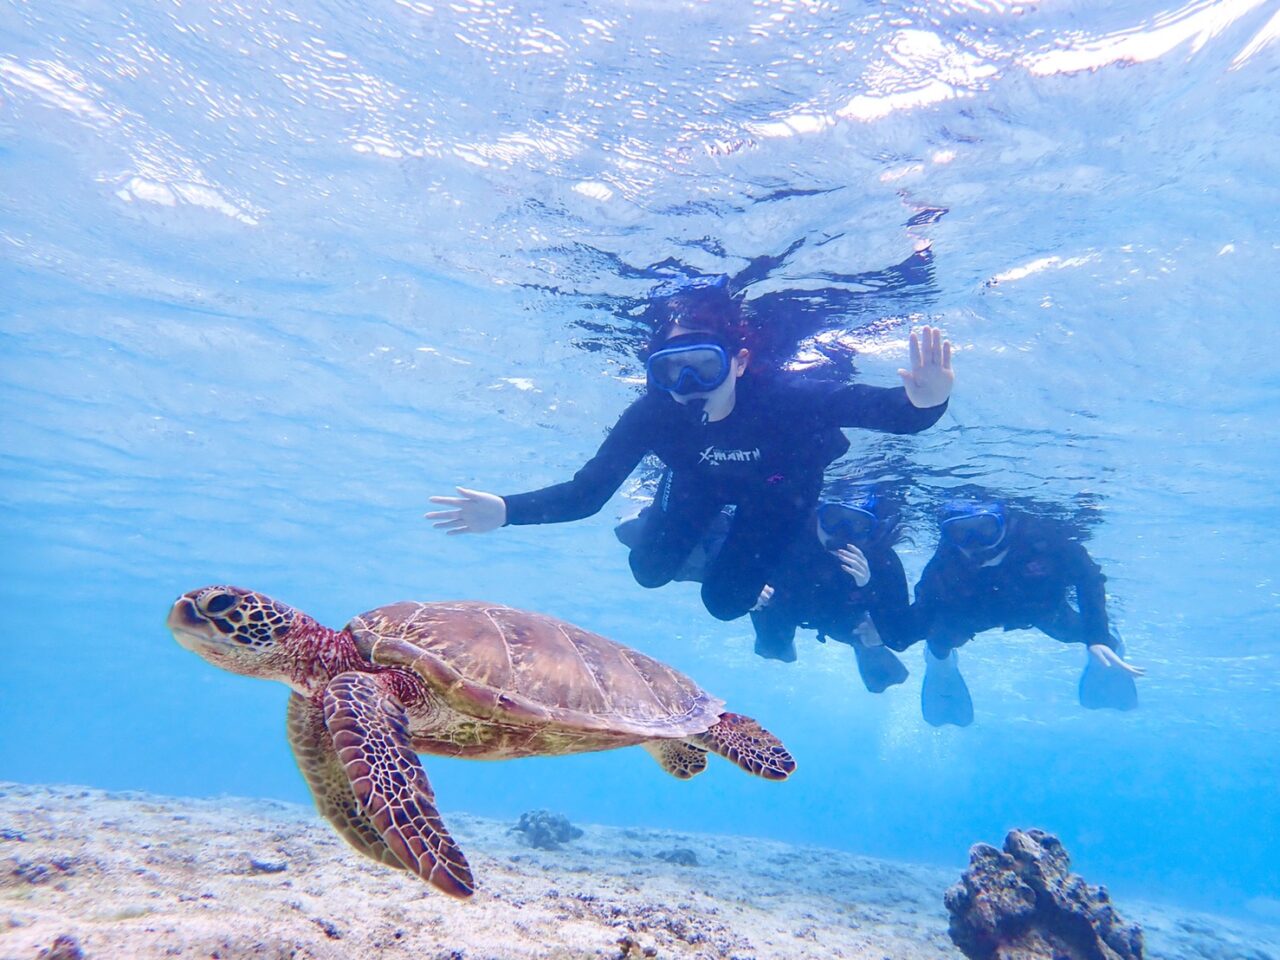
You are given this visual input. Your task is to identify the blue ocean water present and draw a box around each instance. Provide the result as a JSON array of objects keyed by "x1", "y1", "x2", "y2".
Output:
[{"x1": 2, "y1": 0, "x2": 1278, "y2": 926}]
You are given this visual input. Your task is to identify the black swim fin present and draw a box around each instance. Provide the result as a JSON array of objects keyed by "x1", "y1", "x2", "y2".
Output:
[{"x1": 852, "y1": 642, "x2": 909, "y2": 693}]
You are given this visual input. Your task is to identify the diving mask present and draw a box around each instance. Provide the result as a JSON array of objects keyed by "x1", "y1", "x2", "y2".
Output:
[
  {"x1": 647, "y1": 334, "x2": 733, "y2": 396},
  {"x1": 939, "y1": 501, "x2": 1007, "y2": 551}
]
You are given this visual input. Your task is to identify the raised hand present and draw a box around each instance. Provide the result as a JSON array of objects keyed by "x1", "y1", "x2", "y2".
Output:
[
  {"x1": 425, "y1": 487, "x2": 507, "y2": 535},
  {"x1": 898, "y1": 325, "x2": 954, "y2": 409},
  {"x1": 833, "y1": 545, "x2": 871, "y2": 588}
]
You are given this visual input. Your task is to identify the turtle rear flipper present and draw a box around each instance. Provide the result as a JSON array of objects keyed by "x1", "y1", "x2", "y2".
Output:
[
  {"x1": 323, "y1": 670, "x2": 475, "y2": 898},
  {"x1": 287, "y1": 693, "x2": 407, "y2": 872},
  {"x1": 642, "y1": 740, "x2": 709, "y2": 779},
  {"x1": 692, "y1": 712, "x2": 795, "y2": 781}
]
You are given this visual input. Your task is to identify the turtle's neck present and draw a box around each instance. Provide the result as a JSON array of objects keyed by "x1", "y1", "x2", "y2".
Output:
[{"x1": 288, "y1": 617, "x2": 363, "y2": 689}]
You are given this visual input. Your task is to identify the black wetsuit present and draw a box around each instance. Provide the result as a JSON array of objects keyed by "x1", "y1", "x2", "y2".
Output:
[
  {"x1": 751, "y1": 535, "x2": 913, "y2": 662},
  {"x1": 503, "y1": 374, "x2": 946, "y2": 621},
  {"x1": 904, "y1": 515, "x2": 1115, "y2": 657}
]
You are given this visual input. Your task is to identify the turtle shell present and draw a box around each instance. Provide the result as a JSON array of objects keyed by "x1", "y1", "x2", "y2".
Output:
[{"x1": 346, "y1": 601, "x2": 725, "y2": 738}]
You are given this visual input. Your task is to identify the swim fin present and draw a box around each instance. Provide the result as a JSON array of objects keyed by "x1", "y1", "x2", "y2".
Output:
[
  {"x1": 921, "y1": 648, "x2": 974, "y2": 727},
  {"x1": 852, "y1": 641, "x2": 909, "y2": 693},
  {"x1": 1078, "y1": 632, "x2": 1138, "y2": 711}
]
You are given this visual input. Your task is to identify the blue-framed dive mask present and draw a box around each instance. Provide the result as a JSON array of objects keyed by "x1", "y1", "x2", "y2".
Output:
[
  {"x1": 939, "y1": 501, "x2": 1007, "y2": 551},
  {"x1": 647, "y1": 334, "x2": 733, "y2": 396},
  {"x1": 817, "y1": 498, "x2": 879, "y2": 545}
]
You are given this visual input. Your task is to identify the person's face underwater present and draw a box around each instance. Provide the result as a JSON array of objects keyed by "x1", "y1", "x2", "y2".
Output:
[
  {"x1": 814, "y1": 501, "x2": 879, "y2": 551},
  {"x1": 939, "y1": 506, "x2": 1010, "y2": 563},
  {"x1": 650, "y1": 325, "x2": 747, "y2": 407}
]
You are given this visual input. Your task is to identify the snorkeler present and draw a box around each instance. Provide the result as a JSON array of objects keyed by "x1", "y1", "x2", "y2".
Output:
[
  {"x1": 427, "y1": 275, "x2": 954, "y2": 622},
  {"x1": 901, "y1": 500, "x2": 1144, "y2": 727},
  {"x1": 617, "y1": 493, "x2": 912, "y2": 693},
  {"x1": 753, "y1": 494, "x2": 913, "y2": 693}
]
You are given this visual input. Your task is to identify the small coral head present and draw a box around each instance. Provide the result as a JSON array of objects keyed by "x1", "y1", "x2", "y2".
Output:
[{"x1": 167, "y1": 585, "x2": 301, "y2": 679}]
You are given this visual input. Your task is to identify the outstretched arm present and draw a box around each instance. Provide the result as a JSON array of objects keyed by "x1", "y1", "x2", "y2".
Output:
[
  {"x1": 1067, "y1": 542, "x2": 1145, "y2": 675},
  {"x1": 1067, "y1": 541, "x2": 1116, "y2": 648},
  {"x1": 815, "y1": 326, "x2": 953, "y2": 434},
  {"x1": 426, "y1": 397, "x2": 653, "y2": 532}
]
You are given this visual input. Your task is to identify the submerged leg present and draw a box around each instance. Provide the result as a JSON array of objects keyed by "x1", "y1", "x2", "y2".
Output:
[
  {"x1": 323, "y1": 670, "x2": 475, "y2": 898},
  {"x1": 287, "y1": 692, "x2": 407, "y2": 872},
  {"x1": 702, "y1": 481, "x2": 814, "y2": 622},
  {"x1": 691, "y1": 712, "x2": 796, "y2": 780},
  {"x1": 627, "y1": 470, "x2": 725, "y2": 589},
  {"x1": 642, "y1": 739, "x2": 709, "y2": 779},
  {"x1": 750, "y1": 605, "x2": 799, "y2": 663}
]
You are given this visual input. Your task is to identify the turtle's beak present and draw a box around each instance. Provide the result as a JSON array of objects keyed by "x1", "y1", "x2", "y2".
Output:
[{"x1": 167, "y1": 597, "x2": 220, "y2": 652}]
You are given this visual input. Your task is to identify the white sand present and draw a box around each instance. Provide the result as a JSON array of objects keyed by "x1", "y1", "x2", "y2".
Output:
[{"x1": 1, "y1": 783, "x2": 1275, "y2": 960}]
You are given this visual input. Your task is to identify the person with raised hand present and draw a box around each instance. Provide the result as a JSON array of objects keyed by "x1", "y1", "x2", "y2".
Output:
[{"x1": 428, "y1": 276, "x2": 953, "y2": 622}]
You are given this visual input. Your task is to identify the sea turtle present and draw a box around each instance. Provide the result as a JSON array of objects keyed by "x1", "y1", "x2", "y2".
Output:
[{"x1": 167, "y1": 586, "x2": 796, "y2": 898}]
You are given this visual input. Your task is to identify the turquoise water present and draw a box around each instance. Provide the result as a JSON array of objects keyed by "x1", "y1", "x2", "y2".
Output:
[{"x1": 3, "y1": 0, "x2": 1279, "y2": 924}]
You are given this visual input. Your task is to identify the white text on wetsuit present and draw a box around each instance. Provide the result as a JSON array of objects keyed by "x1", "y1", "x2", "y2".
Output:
[{"x1": 698, "y1": 445, "x2": 762, "y2": 465}]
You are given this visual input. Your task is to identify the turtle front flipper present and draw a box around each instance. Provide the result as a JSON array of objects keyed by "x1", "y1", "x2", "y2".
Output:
[
  {"x1": 642, "y1": 740, "x2": 709, "y2": 779},
  {"x1": 322, "y1": 670, "x2": 475, "y2": 898},
  {"x1": 286, "y1": 693, "x2": 407, "y2": 872},
  {"x1": 691, "y1": 711, "x2": 796, "y2": 781}
]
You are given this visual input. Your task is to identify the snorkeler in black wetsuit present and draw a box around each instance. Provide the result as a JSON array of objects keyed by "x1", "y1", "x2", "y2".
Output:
[
  {"x1": 614, "y1": 493, "x2": 911, "y2": 692},
  {"x1": 748, "y1": 495, "x2": 912, "y2": 692},
  {"x1": 898, "y1": 500, "x2": 1145, "y2": 726},
  {"x1": 428, "y1": 276, "x2": 955, "y2": 622}
]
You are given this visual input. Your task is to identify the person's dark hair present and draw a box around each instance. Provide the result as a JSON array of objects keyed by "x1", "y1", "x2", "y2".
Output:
[
  {"x1": 644, "y1": 275, "x2": 749, "y2": 356},
  {"x1": 863, "y1": 495, "x2": 907, "y2": 549}
]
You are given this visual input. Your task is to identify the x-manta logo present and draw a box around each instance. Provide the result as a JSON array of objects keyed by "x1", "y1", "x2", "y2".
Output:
[{"x1": 697, "y1": 445, "x2": 761, "y2": 465}]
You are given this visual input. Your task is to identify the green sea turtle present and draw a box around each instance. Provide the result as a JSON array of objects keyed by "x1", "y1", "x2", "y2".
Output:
[{"x1": 167, "y1": 586, "x2": 796, "y2": 898}]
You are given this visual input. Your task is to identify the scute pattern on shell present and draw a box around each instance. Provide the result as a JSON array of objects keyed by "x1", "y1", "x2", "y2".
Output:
[{"x1": 347, "y1": 601, "x2": 724, "y2": 738}]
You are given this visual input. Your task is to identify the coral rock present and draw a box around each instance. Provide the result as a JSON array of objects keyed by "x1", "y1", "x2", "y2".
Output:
[
  {"x1": 944, "y1": 828, "x2": 1143, "y2": 960},
  {"x1": 38, "y1": 934, "x2": 85, "y2": 960},
  {"x1": 656, "y1": 847, "x2": 699, "y2": 867},
  {"x1": 512, "y1": 810, "x2": 584, "y2": 850}
]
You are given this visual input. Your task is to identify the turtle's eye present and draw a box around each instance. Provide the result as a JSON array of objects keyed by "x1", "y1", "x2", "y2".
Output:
[{"x1": 199, "y1": 591, "x2": 239, "y2": 616}]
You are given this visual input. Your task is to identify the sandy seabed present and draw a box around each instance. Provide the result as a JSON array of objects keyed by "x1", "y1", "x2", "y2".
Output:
[{"x1": 0, "y1": 782, "x2": 1275, "y2": 960}]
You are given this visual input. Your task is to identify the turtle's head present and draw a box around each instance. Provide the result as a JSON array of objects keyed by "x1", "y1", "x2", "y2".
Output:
[{"x1": 167, "y1": 586, "x2": 305, "y2": 682}]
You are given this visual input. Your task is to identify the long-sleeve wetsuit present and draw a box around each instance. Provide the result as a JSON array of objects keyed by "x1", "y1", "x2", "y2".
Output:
[
  {"x1": 750, "y1": 535, "x2": 913, "y2": 662},
  {"x1": 904, "y1": 515, "x2": 1114, "y2": 656},
  {"x1": 504, "y1": 374, "x2": 947, "y2": 621}
]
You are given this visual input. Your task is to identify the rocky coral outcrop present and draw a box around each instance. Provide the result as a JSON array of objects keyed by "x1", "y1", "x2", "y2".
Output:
[
  {"x1": 945, "y1": 828, "x2": 1144, "y2": 960},
  {"x1": 511, "y1": 809, "x2": 583, "y2": 850},
  {"x1": 37, "y1": 934, "x2": 84, "y2": 960}
]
